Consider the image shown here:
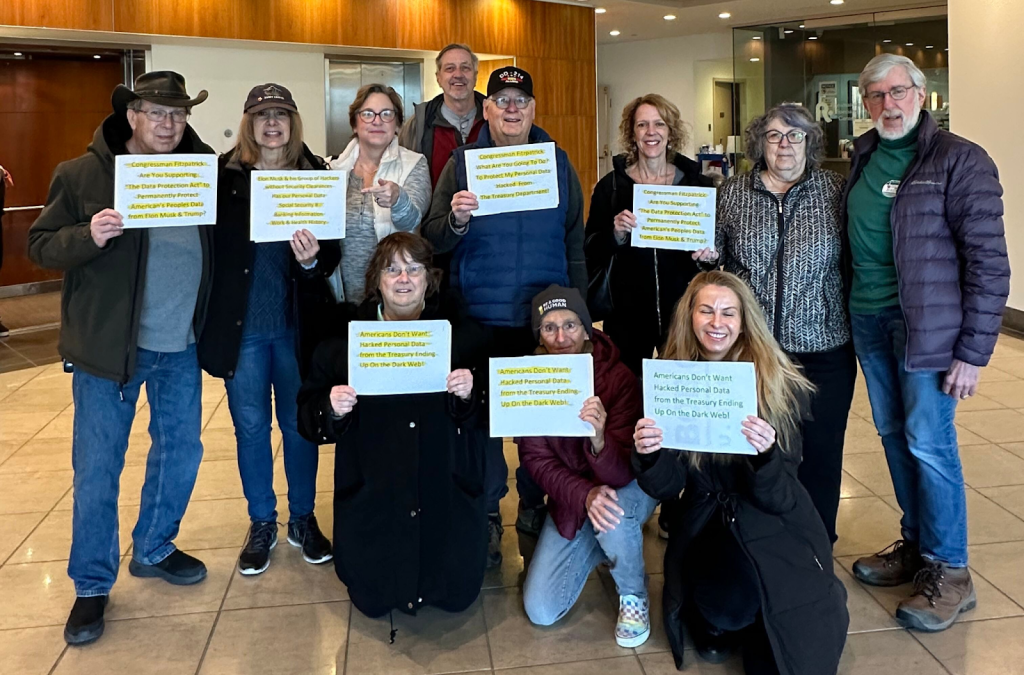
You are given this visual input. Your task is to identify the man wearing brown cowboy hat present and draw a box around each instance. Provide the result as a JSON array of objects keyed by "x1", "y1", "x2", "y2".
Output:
[{"x1": 29, "y1": 71, "x2": 215, "y2": 646}]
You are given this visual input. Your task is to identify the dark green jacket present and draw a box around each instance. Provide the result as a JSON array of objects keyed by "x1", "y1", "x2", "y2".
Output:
[{"x1": 28, "y1": 113, "x2": 216, "y2": 383}]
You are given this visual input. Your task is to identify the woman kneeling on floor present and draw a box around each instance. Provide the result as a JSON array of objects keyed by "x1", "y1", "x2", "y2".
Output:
[
  {"x1": 297, "y1": 232, "x2": 489, "y2": 618},
  {"x1": 632, "y1": 270, "x2": 849, "y2": 674}
]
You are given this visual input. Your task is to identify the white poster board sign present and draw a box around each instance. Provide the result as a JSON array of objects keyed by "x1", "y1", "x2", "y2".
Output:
[
  {"x1": 642, "y1": 359, "x2": 758, "y2": 455},
  {"x1": 250, "y1": 171, "x2": 346, "y2": 242},
  {"x1": 115, "y1": 154, "x2": 217, "y2": 228},
  {"x1": 630, "y1": 185, "x2": 716, "y2": 251},
  {"x1": 347, "y1": 320, "x2": 451, "y2": 395},
  {"x1": 466, "y1": 141, "x2": 559, "y2": 217},
  {"x1": 489, "y1": 354, "x2": 594, "y2": 438}
]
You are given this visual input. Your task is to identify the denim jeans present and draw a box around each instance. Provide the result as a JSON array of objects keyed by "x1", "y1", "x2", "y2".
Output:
[
  {"x1": 69, "y1": 346, "x2": 204, "y2": 597},
  {"x1": 851, "y1": 308, "x2": 967, "y2": 566},
  {"x1": 523, "y1": 479, "x2": 656, "y2": 625},
  {"x1": 223, "y1": 329, "x2": 318, "y2": 523}
]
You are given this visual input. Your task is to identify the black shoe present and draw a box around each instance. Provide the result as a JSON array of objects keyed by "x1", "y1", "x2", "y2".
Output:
[
  {"x1": 0, "y1": 320, "x2": 9, "y2": 338},
  {"x1": 487, "y1": 513, "x2": 504, "y2": 568},
  {"x1": 515, "y1": 502, "x2": 546, "y2": 570},
  {"x1": 238, "y1": 521, "x2": 278, "y2": 576},
  {"x1": 128, "y1": 550, "x2": 207, "y2": 585},
  {"x1": 288, "y1": 514, "x2": 333, "y2": 564},
  {"x1": 688, "y1": 610, "x2": 736, "y2": 664},
  {"x1": 64, "y1": 596, "x2": 108, "y2": 645}
]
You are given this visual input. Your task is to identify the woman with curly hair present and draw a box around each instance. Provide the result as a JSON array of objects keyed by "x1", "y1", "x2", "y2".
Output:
[{"x1": 584, "y1": 94, "x2": 715, "y2": 375}]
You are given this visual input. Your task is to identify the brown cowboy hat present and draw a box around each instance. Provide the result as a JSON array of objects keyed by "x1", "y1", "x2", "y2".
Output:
[{"x1": 111, "y1": 71, "x2": 209, "y2": 114}]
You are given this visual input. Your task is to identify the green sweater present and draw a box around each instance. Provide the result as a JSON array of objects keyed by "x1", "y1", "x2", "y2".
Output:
[{"x1": 848, "y1": 123, "x2": 920, "y2": 313}]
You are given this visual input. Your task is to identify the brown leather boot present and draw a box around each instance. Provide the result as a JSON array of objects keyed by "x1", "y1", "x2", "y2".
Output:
[
  {"x1": 852, "y1": 539, "x2": 924, "y2": 587},
  {"x1": 896, "y1": 562, "x2": 976, "y2": 632}
]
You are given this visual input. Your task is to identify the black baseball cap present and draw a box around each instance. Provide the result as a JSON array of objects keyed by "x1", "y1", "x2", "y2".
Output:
[
  {"x1": 486, "y1": 67, "x2": 534, "y2": 98},
  {"x1": 244, "y1": 83, "x2": 298, "y2": 114}
]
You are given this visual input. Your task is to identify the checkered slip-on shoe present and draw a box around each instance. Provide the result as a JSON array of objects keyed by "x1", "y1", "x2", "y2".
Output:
[{"x1": 615, "y1": 594, "x2": 651, "y2": 648}]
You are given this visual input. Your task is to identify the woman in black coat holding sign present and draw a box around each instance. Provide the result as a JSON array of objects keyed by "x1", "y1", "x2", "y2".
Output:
[
  {"x1": 297, "y1": 232, "x2": 490, "y2": 619},
  {"x1": 632, "y1": 271, "x2": 848, "y2": 675}
]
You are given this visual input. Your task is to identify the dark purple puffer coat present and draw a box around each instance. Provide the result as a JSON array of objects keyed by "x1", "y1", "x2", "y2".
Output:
[{"x1": 841, "y1": 111, "x2": 1010, "y2": 371}]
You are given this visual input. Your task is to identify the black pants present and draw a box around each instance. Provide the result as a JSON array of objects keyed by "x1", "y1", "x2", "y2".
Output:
[
  {"x1": 788, "y1": 343, "x2": 857, "y2": 544},
  {"x1": 603, "y1": 315, "x2": 664, "y2": 377}
]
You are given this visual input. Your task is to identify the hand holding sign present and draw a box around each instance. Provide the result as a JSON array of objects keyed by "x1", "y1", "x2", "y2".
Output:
[
  {"x1": 290, "y1": 229, "x2": 320, "y2": 266},
  {"x1": 330, "y1": 385, "x2": 357, "y2": 417},
  {"x1": 613, "y1": 209, "x2": 637, "y2": 244},
  {"x1": 451, "y1": 190, "x2": 479, "y2": 226},
  {"x1": 741, "y1": 416, "x2": 776, "y2": 454},
  {"x1": 90, "y1": 209, "x2": 125, "y2": 248},
  {"x1": 633, "y1": 418, "x2": 663, "y2": 454},
  {"x1": 447, "y1": 369, "x2": 474, "y2": 401},
  {"x1": 579, "y1": 396, "x2": 608, "y2": 452}
]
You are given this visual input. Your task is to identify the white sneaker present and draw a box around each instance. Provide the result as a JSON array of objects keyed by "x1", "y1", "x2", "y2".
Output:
[{"x1": 615, "y1": 594, "x2": 650, "y2": 648}]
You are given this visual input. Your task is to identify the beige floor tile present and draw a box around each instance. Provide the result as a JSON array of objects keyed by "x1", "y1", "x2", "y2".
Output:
[
  {"x1": 980, "y1": 485, "x2": 1024, "y2": 520},
  {"x1": 979, "y1": 364, "x2": 1018, "y2": 383},
  {"x1": 347, "y1": 597, "x2": 490, "y2": 675},
  {"x1": 108, "y1": 464, "x2": 150, "y2": 508},
  {"x1": 191, "y1": 459, "x2": 245, "y2": 501},
  {"x1": 915, "y1": 615, "x2": 1024, "y2": 675},
  {"x1": 0, "y1": 470, "x2": 72, "y2": 515},
  {"x1": 849, "y1": 386, "x2": 874, "y2": 421},
  {"x1": 30, "y1": 407, "x2": 75, "y2": 441},
  {"x1": 843, "y1": 416, "x2": 883, "y2": 455},
  {"x1": 175, "y1": 498, "x2": 250, "y2": 552},
  {"x1": 0, "y1": 559, "x2": 77, "y2": 629},
  {"x1": 105, "y1": 548, "x2": 236, "y2": 621},
  {"x1": 205, "y1": 401, "x2": 235, "y2": 430},
  {"x1": 199, "y1": 427, "x2": 242, "y2": 462},
  {"x1": 508, "y1": 655, "x2": 645, "y2": 674},
  {"x1": 843, "y1": 452, "x2": 895, "y2": 497},
  {"x1": 972, "y1": 381, "x2": 1024, "y2": 409},
  {"x1": 0, "y1": 512, "x2": 47, "y2": 564},
  {"x1": 0, "y1": 625, "x2": 67, "y2": 675},
  {"x1": 0, "y1": 367, "x2": 41, "y2": 398},
  {"x1": 638, "y1": 650, "x2": 744, "y2": 674},
  {"x1": 222, "y1": 542, "x2": 347, "y2": 610},
  {"x1": 833, "y1": 497, "x2": 903, "y2": 558},
  {"x1": 199, "y1": 602, "x2": 349, "y2": 675},
  {"x1": 0, "y1": 438, "x2": 70, "y2": 474},
  {"x1": 0, "y1": 386, "x2": 72, "y2": 413},
  {"x1": 960, "y1": 444, "x2": 1024, "y2": 488},
  {"x1": 484, "y1": 582, "x2": 626, "y2": 669},
  {"x1": 0, "y1": 409, "x2": 62, "y2": 443},
  {"x1": 957, "y1": 409, "x2": 1024, "y2": 444},
  {"x1": 9, "y1": 505, "x2": 139, "y2": 565},
  {"x1": 956, "y1": 425, "x2": 990, "y2": 446},
  {"x1": 833, "y1": 564, "x2": 901, "y2": 633},
  {"x1": 985, "y1": 358, "x2": 1024, "y2": 379},
  {"x1": 128, "y1": 405, "x2": 151, "y2": 435},
  {"x1": 841, "y1": 471, "x2": 875, "y2": 498},
  {"x1": 964, "y1": 489, "x2": 1024, "y2": 544},
  {"x1": 1000, "y1": 442, "x2": 1024, "y2": 461},
  {"x1": 956, "y1": 393, "x2": 1006, "y2": 412},
  {"x1": 643, "y1": 526, "x2": 668, "y2": 575},
  {"x1": 123, "y1": 433, "x2": 154, "y2": 467},
  {"x1": 837, "y1": 630, "x2": 947, "y2": 674},
  {"x1": 0, "y1": 441, "x2": 21, "y2": 466},
  {"x1": 968, "y1": 541, "x2": 1024, "y2": 605},
  {"x1": 53, "y1": 612, "x2": 216, "y2": 675}
]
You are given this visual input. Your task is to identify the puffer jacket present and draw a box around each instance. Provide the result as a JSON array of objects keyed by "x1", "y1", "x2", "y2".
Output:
[
  {"x1": 716, "y1": 166, "x2": 848, "y2": 353},
  {"x1": 842, "y1": 111, "x2": 1009, "y2": 370}
]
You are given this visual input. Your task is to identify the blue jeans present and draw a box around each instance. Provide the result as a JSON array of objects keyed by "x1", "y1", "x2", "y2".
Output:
[
  {"x1": 851, "y1": 308, "x2": 967, "y2": 566},
  {"x1": 224, "y1": 330, "x2": 318, "y2": 523},
  {"x1": 522, "y1": 480, "x2": 656, "y2": 625},
  {"x1": 69, "y1": 346, "x2": 204, "y2": 596}
]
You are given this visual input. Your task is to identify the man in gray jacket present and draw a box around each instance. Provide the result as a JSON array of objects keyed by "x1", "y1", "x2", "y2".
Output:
[{"x1": 29, "y1": 71, "x2": 214, "y2": 647}]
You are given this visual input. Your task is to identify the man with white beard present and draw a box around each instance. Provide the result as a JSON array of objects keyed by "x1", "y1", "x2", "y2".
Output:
[{"x1": 842, "y1": 54, "x2": 1009, "y2": 633}]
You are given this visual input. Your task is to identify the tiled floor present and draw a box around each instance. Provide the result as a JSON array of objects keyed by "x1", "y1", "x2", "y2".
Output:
[
  {"x1": 2, "y1": 336, "x2": 1024, "y2": 674},
  {"x1": 0, "y1": 292, "x2": 62, "y2": 373}
]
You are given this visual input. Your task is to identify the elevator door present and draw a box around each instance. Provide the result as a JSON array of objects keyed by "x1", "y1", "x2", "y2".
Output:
[{"x1": 325, "y1": 60, "x2": 422, "y2": 157}]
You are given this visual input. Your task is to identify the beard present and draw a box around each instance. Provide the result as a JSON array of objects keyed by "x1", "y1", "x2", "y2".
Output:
[{"x1": 876, "y1": 98, "x2": 922, "y2": 140}]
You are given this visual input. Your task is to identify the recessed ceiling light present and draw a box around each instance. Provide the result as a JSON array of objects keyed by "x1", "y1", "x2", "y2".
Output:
[
  {"x1": 13, "y1": 52, "x2": 22, "y2": 56},
  {"x1": 594, "y1": 7, "x2": 606, "y2": 12},
  {"x1": 93, "y1": 55, "x2": 101, "y2": 59},
  {"x1": 663, "y1": 14, "x2": 676, "y2": 20},
  {"x1": 719, "y1": 12, "x2": 731, "y2": 19},
  {"x1": 906, "y1": 42, "x2": 914, "y2": 46},
  {"x1": 808, "y1": 36, "x2": 818, "y2": 40},
  {"x1": 883, "y1": 39, "x2": 892, "y2": 43},
  {"x1": 925, "y1": 45, "x2": 934, "y2": 49},
  {"x1": 945, "y1": 47, "x2": 949, "y2": 51},
  {"x1": 609, "y1": 30, "x2": 620, "y2": 36},
  {"x1": 750, "y1": 57, "x2": 760, "y2": 62},
  {"x1": 752, "y1": 36, "x2": 761, "y2": 40},
  {"x1": 799, "y1": 24, "x2": 806, "y2": 28},
  {"x1": 784, "y1": 29, "x2": 794, "y2": 34},
  {"x1": 830, "y1": 0, "x2": 844, "y2": 4}
]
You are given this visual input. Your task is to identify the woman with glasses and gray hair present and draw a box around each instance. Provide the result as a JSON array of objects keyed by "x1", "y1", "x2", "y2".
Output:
[
  {"x1": 329, "y1": 84, "x2": 432, "y2": 304},
  {"x1": 694, "y1": 103, "x2": 855, "y2": 545}
]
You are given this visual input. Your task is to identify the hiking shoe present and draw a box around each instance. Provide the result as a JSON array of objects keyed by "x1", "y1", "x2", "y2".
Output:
[
  {"x1": 515, "y1": 502, "x2": 547, "y2": 569},
  {"x1": 615, "y1": 594, "x2": 651, "y2": 648},
  {"x1": 64, "y1": 596, "x2": 107, "y2": 645},
  {"x1": 0, "y1": 319, "x2": 9, "y2": 338},
  {"x1": 287, "y1": 514, "x2": 333, "y2": 564},
  {"x1": 238, "y1": 521, "x2": 278, "y2": 576},
  {"x1": 487, "y1": 513, "x2": 504, "y2": 568},
  {"x1": 852, "y1": 539, "x2": 924, "y2": 587},
  {"x1": 128, "y1": 550, "x2": 207, "y2": 585},
  {"x1": 896, "y1": 562, "x2": 976, "y2": 632}
]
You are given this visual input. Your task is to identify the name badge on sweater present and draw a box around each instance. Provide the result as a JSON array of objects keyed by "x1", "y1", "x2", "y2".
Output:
[{"x1": 882, "y1": 180, "x2": 900, "y2": 198}]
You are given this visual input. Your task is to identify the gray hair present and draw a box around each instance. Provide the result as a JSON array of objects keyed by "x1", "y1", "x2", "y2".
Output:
[
  {"x1": 435, "y1": 44, "x2": 478, "y2": 73},
  {"x1": 743, "y1": 103, "x2": 824, "y2": 170},
  {"x1": 858, "y1": 54, "x2": 927, "y2": 94}
]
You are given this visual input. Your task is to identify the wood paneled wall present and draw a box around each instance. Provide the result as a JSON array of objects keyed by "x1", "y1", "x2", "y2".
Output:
[{"x1": 1, "y1": 0, "x2": 598, "y2": 196}]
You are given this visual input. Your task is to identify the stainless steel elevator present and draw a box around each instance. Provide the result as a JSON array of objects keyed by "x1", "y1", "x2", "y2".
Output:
[{"x1": 325, "y1": 59, "x2": 423, "y2": 156}]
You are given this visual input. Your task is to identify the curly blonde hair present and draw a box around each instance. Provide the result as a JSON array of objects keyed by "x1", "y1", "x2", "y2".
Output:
[{"x1": 618, "y1": 94, "x2": 690, "y2": 166}]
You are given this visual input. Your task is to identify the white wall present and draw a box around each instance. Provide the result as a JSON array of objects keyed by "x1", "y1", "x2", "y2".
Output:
[
  {"x1": 948, "y1": 0, "x2": 1022, "y2": 310},
  {"x1": 596, "y1": 32, "x2": 733, "y2": 157},
  {"x1": 149, "y1": 44, "x2": 329, "y2": 156}
]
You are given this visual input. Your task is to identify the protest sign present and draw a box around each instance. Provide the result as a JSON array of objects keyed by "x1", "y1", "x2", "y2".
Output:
[
  {"x1": 250, "y1": 171, "x2": 346, "y2": 242},
  {"x1": 630, "y1": 184, "x2": 716, "y2": 251},
  {"x1": 642, "y1": 359, "x2": 758, "y2": 454},
  {"x1": 466, "y1": 141, "x2": 559, "y2": 217},
  {"x1": 115, "y1": 154, "x2": 217, "y2": 228},
  {"x1": 489, "y1": 354, "x2": 594, "y2": 438},
  {"x1": 348, "y1": 320, "x2": 451, "y2": 395}
]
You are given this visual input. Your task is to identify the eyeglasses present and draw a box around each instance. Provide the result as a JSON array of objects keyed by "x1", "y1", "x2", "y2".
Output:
[
  {"x1": 255, "y1": 109, "x2": 289, "y2": 120},
  {"x1": 383, "y1": 263, "x2": 426, "y2": 278},
  {"x1": 357, "y1": 108, "x2": 397, "y2": 123},
  {"x1": 863, "y1": 85, "x2": 915, "y2": 105},
  {"x1": 764, "y1": 130, "x2": 806, "y2": 144},
  {"x1": 540, "y1": 320, "x2": 582, "y2": 336},
  {"x1": 489, "y1": 95, "x2": 533, "y2": 110},
  {"x1": 134, "y1": 108, "x2": 189, "y2": 124}
]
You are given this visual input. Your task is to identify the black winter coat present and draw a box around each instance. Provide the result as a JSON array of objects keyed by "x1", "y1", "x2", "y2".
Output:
[
  {"x1": 584, "y1": 154, "x2": 714, "y2": 336},
  {"x1": 633, "y1": 445, "x2": 849, "y2": 674},
  {"x1": 842, "y1": 111, "x2": 1009, "y2": 371},
  {"x1": 297, "y1": 290, "x2": 490, "y2": 619},
  {"x1": 197, "y1": 146, "x2": 341, "y2": 379}
]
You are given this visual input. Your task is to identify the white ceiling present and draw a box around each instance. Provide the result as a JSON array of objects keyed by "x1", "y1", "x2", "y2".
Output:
[{"x1": 570, "y1": 0, "x2": 946, "y2": 44}]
